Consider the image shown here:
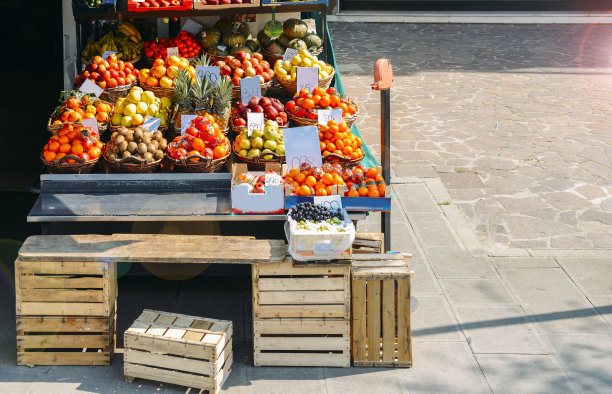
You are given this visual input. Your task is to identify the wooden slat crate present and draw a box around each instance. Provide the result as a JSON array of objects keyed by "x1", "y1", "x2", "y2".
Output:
[
  {"x1": 353, "y1": 233, "x2": 384, "y2": 254},
  {"x1": 351, "y1": 254, "x2": 413, "y2": 367},
  {"x1": 15, "y1": 259, "x2": 117, "y2": 317},
  {"x1": 252, "y1": 262, "x2": 351, "y2": 367},
  {"x1": 16, "y1": 302, "x2": 116, "y2": 366},
  {"x1": 124, "y1": 310, "x2": 233, "y2": 394}
]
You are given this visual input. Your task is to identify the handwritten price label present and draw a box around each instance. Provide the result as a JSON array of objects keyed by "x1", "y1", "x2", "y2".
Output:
[
  {"x1": 182, "y1": 18, "x2": 202, "y2": 36},
  {"x1": 79, "y1": 79, "x2": 104, "y2": 97},
  {"x1": 180, "y1": 115, "x2": 198, "y2": 136},
  {"x1": 166, "y1": 47, "x2": 179, "y2": 58},
  {"x1": 283, "y1": 126, "x2": 322, "y2": 169},
  {"x1": 265, "y1": 173, "x2": 282, "y2": 187},
  {"x1": 195, "y1": 66, "x2": 220, "y2": 86},
  {"x1": 101, "y1": 51, "x2": 117, "y2": 60},
  {"x1": 296, "y1": 67, "x2": 318, "y2": 93},
  {"x1": 314, "y1": 194, "x2": 343, "y2": 210},
  {"x1": 282, "y1": 48, "x2": 299, "y2": 63},
  {"x1": 317, "y1": 109, "x2": 343, "y2": 125},
  {"x1": 240, "y1": 76, "x2": 261, "y2": 105},
  {"x1": 247, "y1": 112, "x2": 264, "y2": 137},
  {"x1": 143, "y1": 116, "x2": 161, "y2": 132},
  {"x1": 82, "y1": 117, "x2": 99, "y2": 138}
]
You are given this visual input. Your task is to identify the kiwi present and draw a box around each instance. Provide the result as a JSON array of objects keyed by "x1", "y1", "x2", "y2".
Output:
[
  {"x1": 133, "y1": 129, "x2": 144, "y2": 141},
  {"x1": 119, "y1": 127, "x2": 128, "y2": 136},
  {"x1": 128, "y1": 142, "x2": 138, "y2": 153},
  {"x1": 144, "y1": 152, "x2": 153, "y2": 163},
  {"x1": 122, "y1": 151, "x2": 131, "y2": 159},
  {"x1": 158, "y1": 139, "x2": 168, "y2": 150},
  {"x1": 154, "y1": 131, "x2": 163, "y2": 141},
  {"x1": 119, "y1": 141, "x2": 128, "y2": 152},
  {"x1": 137, "y1": 143, "x2": 147, "y2": 154},
  {"x1": 125, "y1": 131, "x2": 134, "y2": 143},
  {"x1": 154, "y1": 150, "x2": 164, "y2": 161},
  {"x1": 147, "y1": 143, "x2": 156, "y2": 153},
  {"x1": 115, "y1": 135, "x2": 125, "y2": 145},
  {"x1": 108, "y1": 153, "x2": 117, "y2": 161},
  {"x1": 142, "y1": 135, "x2": 151, "y2": 145}
]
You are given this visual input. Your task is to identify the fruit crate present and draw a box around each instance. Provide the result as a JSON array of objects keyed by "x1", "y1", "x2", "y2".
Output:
[
  {"x1": 72, "y1": 0, "x2": 116, "y2": 14},
  {"x1": 353, "y1": 232, "x2": 384, "y2": 254},
  {"x1": 351, "y1": 254, "x2": 413, "y2": 367},
  {"x1": 127, "y1": 0, "x2": 193, "y2": 11},
  {"x1": 261, "y1": 0, "x2": 328, "y2": 6},
  {"x1": 15, "y1": 259, "x2": 117, "y2": 317},
  {"x1": 252, "y1": 262, "x2": 351, "y2": 367},
  {"x1": 16, "y1": 303, "x2": 116, "y2": 366},
  {"x1": 124, "y1": 310, "x2": 233, "y2": 393},
  {"x1": 193, "y1": 0, "x2": 260, "y2": 10}
]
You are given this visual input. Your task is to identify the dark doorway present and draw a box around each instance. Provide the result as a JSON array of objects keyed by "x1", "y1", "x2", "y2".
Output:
[{"x1": 339, "y1": 1, "x2": 612, "y2": 12}]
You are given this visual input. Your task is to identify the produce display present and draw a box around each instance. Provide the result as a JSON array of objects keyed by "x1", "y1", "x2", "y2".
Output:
[
  {"x1": 111, "y1": 86, "x2": 173, "y2": 127},
  {"x1": 106, "y1": 126, "x2": 168, "y2": 163},
  {"x1": 318, "y1": 120, "x2": 364, "y2": 161},
  {"x1": 139, "y1": 57, "x2": 196, "y2": 88},
  {"x1": 128, "y1": 0, "x2": 192, "y2": 10},
  {"x1": 81, "y1": 22, "x2": 143, "y2": 63},
  {"x1": 285, "y1": 87, "x2": 358, "y2": 120},
  {"x1": 50, "y1": 93, "x2": 112, "y2": 126},
  {"x1": 202, "y1": 19, "x2": 259, "y2": 57},
  {"x1": 288, "y1": 202, "x2": 348, "y2": 232},
  {"x1": 74, "y1": 54, "x2": 139, "y2": 90},
  {"x1": 144, "y1": 31, "x2": 202, "y2": 60},
  {"x1": 166, "y1": 114, "x2": 230, "y2": 161},
  {"x1": 42, "y1": 124, "x2": 103, "y2": 163},
  {"x1": 197, "y1": 0, "x2": 255, "y2": 6},
  {"x1": 215, "y1": 52, "x2": 274, "y2": 86},
  {"x1": 273, "y1": 49, "x2": 333, "y2": 82},
  {"x1": 259, "y1": 18, "x2": 323, "y2": 56},
  {"x1": 232, "y1": 96, "x2": 288, "y2": 128},
  {"x1": 283, "y1": 164, "x2": 386, "y2": 197},
  {"x1": 233, "y1": 119, "x2": 285, "y2": 160}
]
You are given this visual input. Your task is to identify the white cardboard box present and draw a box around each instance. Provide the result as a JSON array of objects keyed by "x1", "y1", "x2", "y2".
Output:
[{"x1": 231, "y1": 163, "x2": 285, "y2": 214}]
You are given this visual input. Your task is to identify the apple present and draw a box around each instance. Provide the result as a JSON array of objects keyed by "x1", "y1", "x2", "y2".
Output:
[
  {"x1": 220, "y1": 0, "x2": 231, "y2": 4},
  {"x1": 248, "y1": 97, "x2": 259, "y2": 108},
  {"x1": 231, "y1": 76, "x2": 240, "y2": 86},
  {"x1": 259, "y1": 97, "x2": 271, "y2": 108},
  {"x1": 242, "y1": 60, "x2": 252, "y2": 69},
  {"x1": 233, "y1": 68, "x2": 244, "y2": 78},
  {"x1": 245, "y1": 67, "x2": 256, "y2": 77},
  {"x1": 253, "y1": 105, "x2": 264, "y2": 113},
  {"x1": 235, "y1": 51, "x2": 247, "y2": 62},
  {"x1": 222, "y1": 65, "x2": 232, "y2": 76}
]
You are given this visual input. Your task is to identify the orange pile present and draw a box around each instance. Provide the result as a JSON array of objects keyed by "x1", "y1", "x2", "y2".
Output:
[
  {"x1": 42, "y1": 124, "x2": 103, "y2": 163},
  {"x1": 51, "y1": 95, "x2": 112, "y2": 125},
  {"x1": 318, "y1": 120, "x2": 364, "y2": 161}
]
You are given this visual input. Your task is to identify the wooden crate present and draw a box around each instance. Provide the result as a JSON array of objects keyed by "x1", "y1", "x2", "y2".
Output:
[
  {"x1": 16, "y1": 303, "x2": 116, "y2": 366},
  {"x1": 353, "y1": 233, "x2": 384, "y2": 254},
  {"x1": 351, "y1": 254, "x2": 413, "y2": 367},
  {"x1": 252, "y1": 262, "x2": 351, "y2": 367},
  {"x1": 124, "y1": 310, "x2": 233, "y2": 394},
  {"x1": 15, "y1": 259, "x2": 117, "y2": 317}
]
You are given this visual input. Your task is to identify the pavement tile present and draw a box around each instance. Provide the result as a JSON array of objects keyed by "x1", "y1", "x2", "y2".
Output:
[
  {"x1": 424, "y1": 246, "x2": 498, "y2": 279},
  {"x1": 245, "y1": 365, "x2": 327, "y2": 394},
  {"x1": 439, "y1": 279, "x2": 515, "y2": 305},
  {"x1": 407, "y1": 213, "x2": 461, "y2": 247},
  {"x1": 395, "y1": 183, "x2": 441, "y2": 213},
  {"x1": 439, "y1": 173, "x2": 485, "y2": 189},
  {"x1": 491, "y1": 257, "x2": 559, "y2": 269},
  {"x1": 587, "y1": 296, "x2": 612, "y2": 327},
  {"x1": 411, "y1": 296, "x2": 464, "y2": 342},
  {"x1": 555, "y1": 258, "x2": 612, "y2": 297},
  {"x1": 476, "y1": 354, "x2": 576, "y2": 393},
  {"x1": 323, "y1": 367, "x2": 408, "y2": 394}
]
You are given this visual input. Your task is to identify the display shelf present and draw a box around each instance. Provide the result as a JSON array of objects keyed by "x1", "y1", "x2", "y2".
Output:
[{"x1": 261, "y1": 0, "x2": 328, "y2": 6}]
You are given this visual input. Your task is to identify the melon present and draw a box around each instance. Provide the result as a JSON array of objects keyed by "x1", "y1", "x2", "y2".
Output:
[
  {"x1": 222, "y1": 31, "x2": 246, "y2": 48},
  {"x1": 277, "y1": 33, "x2": 290, "y2": 48},
  {"x1": 201, "y1": 28, "x2": 221, "y2": 49},
  {"x1": 267, "y1": 43, "x2": 283, "y2": 55},
  {"x1": 303, "y1": 33, "x2": 322, "y2": 50},
  {"x1": 244, "y1": 39, "x2": 259, "y2": 53},
  {"x1": 283, "y1": 18, "x2": 308, "y2": 39},
  {"x1": 288, "y1": 39, "x2": 307, "y2": 51},
  {"x1": 208, "y1": 44, "x2": 229, "y2": 57},
  {"x1": 257, "y1": 30, "x2": 274, "y2": 47},
  {"x1": 215, "y1": 18, "x2": 232, "y2": 33}
]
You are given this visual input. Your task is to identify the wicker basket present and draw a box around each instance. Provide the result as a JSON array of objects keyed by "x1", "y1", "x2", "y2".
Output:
[
  {"x1": 139, "y1": 81, "x2": 175, "y2": 100},
  {"x1": 100, "y1": 82, "x2": 136, "y2": 104},
  {"x1": 288, "y1": 107, "x2": 359, "y2": 129},
  {"x1": 41, "y1": 152, "x2": 100, "y2": 174},
  {"x1": 233, "y1": 145, "x2": 284, "y2": 171},
  {"x1": 322, "y1": 152, "x2": 364, "y2": 170},
  {"x1": 144, "y1": 55, "x2": 198, "y2": 67},
  {"x1": 108, "y1": 105, "x2": 173, "y2": 134},
  {"x1": 275, "y1": 67, "x2": 335, "y2": 96},
  {"x1": 261, "y1": 46, "x2": 323, "y2": 66},
  {"x1": 48, "y1": 98, "x2": 114, "y2": 135},
  {"x1": 103, "y1": 148, "x2": 162, "y2": 173},
  {"x1": 166, "y1": 152, "x2": 229, "y2": 173}
]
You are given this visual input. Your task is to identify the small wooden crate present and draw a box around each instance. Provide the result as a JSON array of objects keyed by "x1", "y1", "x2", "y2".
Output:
[
  {"x1": 124, "y1": 310, "x2": 233, "y2": 393},
  {"x1": 252, "y1": 262, "x2": 351, "y2": 367},
  {"x1": 351, "y1": 254, "x2": 413, "y2": 367},
  {"x1": 15, "y1": 259, "x2": 117, "y2": 317},
  {"x1": 353, "y1": 233, "x2": 385, "y2": 254}
]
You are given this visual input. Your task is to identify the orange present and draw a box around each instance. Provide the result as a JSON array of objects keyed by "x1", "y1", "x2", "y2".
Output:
[
  {"x1": 298, "y1": 185, "x2": 312, "y2": 196},
  {"x1": 153, "y1": 58, "x2": 165, "y2": 68},
  {"x1": 305, "y1": 176, "x2": 317, "y2": 187},
  {"x1": 314, "y1": 181, "x2": 326, "y2": 191},
  {"x1": 294, "y1": 172, "x2": 306, "y2": 184},
  {"x1": 71, "y1": 143, "x2": 84, "y2": 155},
  {"x1": 315, "y1": 188, "x2": 327, "y2": 196},
  {"x1": 319, "y1": 95, "x2": 331, "y2": 107},
  {"x1": 368, "y1": 189, "x2": 381, "y2": 198},
  {"x1": 378, "y1": 184, "x2": 386, "y2": 196},
  {"x1": 358, "y1": 187, "x2": 369, "y2": 197},
  {"x1": 299, "y1": 88, "x2": 309, "y2": 98},
  {"x1": 348, "y1": 189, "x2": 359, "y2": 197},
  {"x1": 59, "y1": 143, "x2": 72, "y2": 154},
  {"x1": 48, "y1": 141, "x2": 60, "y2": 152},
  {"x1": 43, "y1": 151, "x2": 56, "y2": 162},
  {"x1": 366, "y1": 168, "x2": 378, "y2": 179},
  {"x1": 326, "y1": 142, "x2": 336, "y2": 152},
  {"x1": 192, "y1": 138, "x2": 205, "y2": 151},
  {"x1": 321, "y1": 173, "x2": 334, "y2": 185},
  {"x1": 289, "y1": 168, "x2": 300, "y2": 178},
  {"x1": 291, "y1": 181, "x2": 300, "y2": 192},
  {"x1": 96, "y1": 112, "x2": 109, "y2": 122},
  {"x1": 302, "y1": 99, "x2": 315, "y2": 110}
]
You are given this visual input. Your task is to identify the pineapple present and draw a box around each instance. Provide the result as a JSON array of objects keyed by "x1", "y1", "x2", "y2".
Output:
[
  {"x1": 193, "y1": 53, "x2": 211, "y2": 67},
  {"x1": 191, "y1": 74, "x2": 213, "y2": 116},
  {"x1": 213, "y1": 76, "x2": 233, "y2": 130},
  {"x1": 172, "y1": 68, "x2": 194, "y2": 131}
]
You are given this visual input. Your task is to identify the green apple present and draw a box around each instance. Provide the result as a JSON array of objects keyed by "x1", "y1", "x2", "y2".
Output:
[
  {"x1": 141, "y1": 91, "x2": 156, "y2": 104},
  {"x1": 111, "y1": 113, "x2": 123, "y2": 126},
  {"x1": 275, "y1": 144, "x2": 285, "y2": 155},
  {"x1": 147, "y1": 104, "x2": 160, "y2": 117},
  {"x1": 251, "y1": 129, "x2": 264, "y2": 138},
  {"x1": 239, "y1": 138, "x2": 251, "y2": 150},
  {"x1": 247, "y1": 148, "x2": 261, "y2": 158},
  {"x1": 251, "y1": 137, "x2": 264, "y2": 150},
  {"x1": 136, "y1": 102, "x2": 148, "y2": 114},
  {"x1": 131, "y1": 114, "x2": 144, "y2": 126},
  {"x1": 264, "y1": 128, "x2": 279, "y2": 142},
  {"x1": 114, "y1": 98, "x2": 126, "y2": 115},
  {"x1": 120, "y1": 115, "x2": 133, "y2": 127},
  {"x1": 264, "y1": 139, "x2": 277, "y2": 151},
  {"x1": 126, "y1": 89, "x2": 141, "y2": 104},
  {"x1": 124, "y1": 103, "x2": 137, "y2": 117}
]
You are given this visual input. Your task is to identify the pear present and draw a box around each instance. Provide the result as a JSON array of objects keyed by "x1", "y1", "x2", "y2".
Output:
[
  {"x1": 239, "y1": 138, "x2": 251, "y2": 150},
  {"x1": 136, "y1": 102, "x2": 148, "y2": 114},
  {"x1": 147, "y1": 103, "x2": 160, "y2": 117},
  {"x1": 251, "y1": 137, "x2": 264, "y2": 150},
  {"x1": 263, "y1": 128, "x2": 279, "y2": 142},
  {"x1": 141, "y1": 91, "x2": 156, "y2": 104},
  {"x1": 111, "y1": 113, "x2": 123, "y2": 126},
  {"x1": 282, "y1": 60, "x2": 292, "y2": 71},
  {"x1": 275, "y1": 144, "x2": 285, "y2": 155},
  {"x1": 121, "y1": 116, "x2": 133, "y2": 127},
  {"x1": 239, "y1": 149, "x2": 248, "y2": 158},
  {"x1": 126, "y1": 89, "x2": 141, "y2": 104},
  {"x1": 265, "y1": 119, "x2": 277, "y2": 128},
  {"x1": 251, "y1": 129, "x2": 264, "y2": 139},
  {"x1": 264, "y1": 139, "x2": 277, "y2": 151},
  {"x1": 115, "y1": 98, "x2": 126, "y2": 115},
  {"x1": 123, "y1": 103, "x2": 137, "y2": 117},
  {"x1": 132, "y1": 86, "x2": 144, "y2": 93},
  {"x1": 262, "y1": 148, "x2": 274, "y2": 160},
  {"x1": 247, "y1": 148, "x2": 261, "y2": 158},
  {"x1": 131, "y1": 114, "x2": 144, "y2": 126},
  {"x1": 160, "y1": 97, "x2": 172, "y2": 109}
]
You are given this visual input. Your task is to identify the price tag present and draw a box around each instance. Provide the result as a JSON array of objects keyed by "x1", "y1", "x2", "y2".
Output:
[
  {"x1": 133, "y1": 0, "x2": 145, "y2": 2},
  {"x1": 282, "y1": 48, "x2": 299, "y2": 63},
  {"x1": 180, "y1": 115, "x2": 198, "y2": 136},
  {"x1": 166, "y1": 47, "x2": 179, "y2": 58},
  {"x1": 317, "y1": 109, "x2": 343, "y2": 125},
  {"x1": 182, "y1": 19, "x2": 202, "y2": 36},
  {"x1": 101, "y1": 51, "x2": 116, "y2": 60},
  {"x1": 79, "y1": 79, "x2": 104, "y2": 97},
  {"x1": 265, "y1": 173, "x2": 282, "y2": 187},
  {"x1": 217, "y1": 45, "x2": 227, "y2": 51},
  {"x1": 195, "y1": 65, "x2": 220, "y2": 86},
  {"x1": 314, "y1": 194, "x2": 343, "y2": 210},
  {"x1": 296, "y1": 67, "x2": 318, "y2": 93},
  {"x1": 283, "y1": 126, "x2": 322, "y2": 169},
  {"x1": 240, "y1": 76, "x2": 261, "y2": 105},
  {"x1": 232, "y1": 22, "x2": 242, "y2": 31},
  {"x1": 143, "y1": 116, "x2": 161, "y2": 132},
  {"x1": 82, "y1": 117, "x2": 99, "y2": 138},
  {"x1": 247, "y1": 112, "x2": 264, "y2": 137}
]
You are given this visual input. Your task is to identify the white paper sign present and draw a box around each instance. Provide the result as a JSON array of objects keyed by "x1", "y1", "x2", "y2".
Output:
[
  {"x1": 240, "y1": 76, "x2": 261, "y2": 105},
  {"x1": 143, "y1": 116, "x2": 161, "y2": 132},
  {"x1": 317, "y1": 109, "x2": 343, "y2": 125},
  {"x1": 82, "y1": 117, "x2": 99, "y2": 137},
  {"x1": 283, "y1": 126, "x2": 322, "y2": 169},
  {"x1": 195, "y1": 66, "x2": 220, "y2": 86},
  {"x1": 265, "y1": 173, "x2": 282, "y2": 186},
  {"x1": 167, "y1": 47, "x2": 179, "y2": 58},
  {"x1": 247, "y1": 112, "x2": 264, "y2": 137},
  {"x1": 180, "y1": 115, "x2": 198, "y2": 136},
  {"x1": 314, "y1": 194, "x2": 343, "y2": 210},
  {"x1": 79, "y1": 79, "x2": 104, "y2": 97},
  {"x1": 101, "y1": 51, "x2": 116, "y2": 60},
  {"x1": 218, "y1": 44, "x2": 227, "y2": 51},
  {"x1": 182, "y1": 19, "x2": 202, "y2": 36},
  {"x1": 282, "y1": 48, "x2": 299, "y2": 63},
  {"x1": 296, "y1": 67, "x2": 318, "y2": 93}
]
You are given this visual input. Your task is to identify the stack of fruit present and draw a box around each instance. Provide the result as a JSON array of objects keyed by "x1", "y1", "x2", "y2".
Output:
[
  {"x1": 144, "y1": 31, "x2": 202, "y2": 61},
  {"x1": 232, "y1": 96, "x2": 288, "y2": 131},
  {"x1": 81, "y1": 22, "x2": 143, "y2": 63},
  {"x1": 288, "y1": 202, "x2": 349, "y2": 233},
  {"x1": 215, "y1": 52, "x2": 274, "y2": 88},
  {"x1": 139, "y1": 57, "x2": 196, "y2": 94},
  {"x1": 203, "y1": 19, "x2": 259, "y2": 58},
  {"x1": 233, "y1": 119, "x2": 285, "y2": 165},
  {"x1": 111, "y1": 86, "x2": 173, "y2": 129},
  {"x1": 259, "y1": 18, "x2": 323, "y2": 59},
  {"x1": 41, "y1": 124, "x2": 104, "y2": 173},
  {"x1": 273, "y1": 50, "x2": 334, "y2": 93},
  {"x1": 196, "y1": 0, "x2": 255, "y2": 8},
  {"x1": 342, "y1": 165, "x2": 387, "y2": 198},
  {"x1": 128, "y1": 0, "x2": 192, "y2": 10},
  {"x1": 318, "y1": 119, "x2": 364, "y2": 163},
  {"x1": 105, "y1": 126, "x2": 167, "y2": 171},
  {"x1": 74, "y1": 54, "x2": 139, "y2": 91},
  {"x1": 285, "y1": 87, "x2": 358, "y2": 127},
  {"x1": 49, "y1": 93, "x2": 113, "y2": 132}
]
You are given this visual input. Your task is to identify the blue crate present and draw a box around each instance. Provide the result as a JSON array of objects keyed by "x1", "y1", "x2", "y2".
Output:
[
  {"x1": 72, "y1": 0, "x2": 116, "y2": 14},
  {"x1": 262, "y1": 0, "x2": 328, "y2": 6},
  {"x1": 285, "y1": 195, "x2": 391, "y2": 212}
]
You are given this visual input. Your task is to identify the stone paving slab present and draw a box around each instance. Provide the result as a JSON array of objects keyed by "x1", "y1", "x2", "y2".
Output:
[
  {"x1": 424, "y1": 246, "x2": 498, "y2": 279},
  {"x1": 439, "y1": 279, "x2": 516, "y2": 305},
  {"x1": 491, "y1": 257, "x2": 559, "y2": 269},
  {"x1": 411, "y1": 295, "x2": 464, "y2": 342},
  {"x1": 554, "y1": 258, "x2": 612, "y2": 297}
]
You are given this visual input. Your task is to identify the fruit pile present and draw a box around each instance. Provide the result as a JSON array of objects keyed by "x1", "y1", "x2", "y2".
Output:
[
  {"x1": 81, "y1": 22, "x2": 143, "y2": 62},
  {"x1": 74, "y1": 54, "x2": 139, "y2": 89},
  {"x1": 42, "y1": 124, "x2": 103, "y2": 163},
  {"x1": 273, "y1": 49, "x2": 333, "y2": 82},
  {"x1": 51, "y1": 94, "x2": 112, "y2": 126},
  {"x1": 234, "y1": 171, "x2": 283, "y2": 194},
  {"x1": 139, "y1": 57, "x2": 196, "y2": 88},
  {"x1": 203, "y1": 19, "x2": 259, "y2": 57},
  {"x1": 285, "y1": 87, "x2": 358, "y2": 120},
  {"x1": 343, "y1": 165, "x2": 387, "y2": 198},
  {"x1": 144, "y1": 31, "x2": 202, "y2": 60},
  {"x1": 318, "y1": 120, "x2": 364, "y2": 161},
  {"x1": 234, "y1": 119, "x2": 285, "y2": 160},
  {"x1": 128, "y1": 0, "x2": 191, "y2": 9},
  {"x1": 233, "y1": 96, "x2": 287, "y2": 128},
  {"x1": 166, "y1": 114, "x2": 230, "y2": 161},
  {"x1": 198, "y1": 0, "x2": 255, "y2": 7},
  {"x1": 216, "y1": 52, "x2": 273, "y2": 87},
  {"x1": 111, "y1": 86, "x2": 173, "y2": 128},
  {"x1": 259, "y1": 18, "x2": 323, "y2": 56},
  {"x1": 106, "y1": 126, "x2": 168, "y2": 163},
  {"x1": 288, "y1": 202, "x2": 348, "y2": 233}
]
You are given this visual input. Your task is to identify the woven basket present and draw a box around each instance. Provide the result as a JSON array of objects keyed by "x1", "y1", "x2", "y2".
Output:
[
  {"x1": 275, "y1": 68, "x2": 335, "y2": 96},
  {"x1": 144, "y1": 55, "x2": 198, "y2": 67},
  {"x1": 108, "y1": 105, "x2": 173, "y2": 134},
  {"x1": 41, "y1": 152, "x2": 100, "y2": 174},
  {"x1": 231, "y1": 79, "x2": 273, "y2": 101},
  {"x1": 203, "y1": 52, "x2": 226, "y2": 64},
  {"x1": 166, "y1": 152, "x2": 229, "y2": 173},
  {"x1": 48, "y1": 98, "x2": 114, "y2": 135},
  {"x1": 103, "y1": 148, "x2": 162, "y2": 173},
  {"x1": 322, "y1": 152, "x2": 364, "y2": 170},
  {"x1": 139, "y1": 81, "x2": 175, "y2": 100},
  {"x1": 82, "y1": 55, "x2": 141, "y2": 65},
  {"x1": 261, "y1": 46, "x2": 323, "y2": 66},
  {"x1": 100, "y1": 82, "x2": 135, "y2": 104},
  {"x1": 233, "y1": 145, "x2": 285, "y2": 171}
]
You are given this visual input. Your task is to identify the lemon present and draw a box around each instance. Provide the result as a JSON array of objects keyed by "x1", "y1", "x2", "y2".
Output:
[
  {"x1": 276, "y1": 67, "x2": 288, "y2": 78},
  {"x1": 300, "y1": 57, "x2": 312, "y2": 67},
  {"x1": 291, "y1": 55, "x2": 302, "y2": 66},
  {"x1": 320, "y1": 70, "x2": 329, "y2": 79},
  {"x1": 282, "y1": 60, "x2": 292, "y2": 71}
]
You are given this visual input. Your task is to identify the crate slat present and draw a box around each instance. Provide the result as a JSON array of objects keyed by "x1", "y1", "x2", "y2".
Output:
[
  {"x1": 259, "y1": 277, "x2": 345, "y2": 291},
  {"x1": 20, "y1": 302, "x2": 106, "y2": 316},
  {"x1": 125, "y1": 348, "x2": 228, "y2": 376},
  {"x1": 352, "y1": 279, "x2": 367, "y2": 361},
  {"x1": 254, "y1": 318, "x2": 349, "y2": 335},
  {"x1": 18, "y1": 260, "x2": 105, "y2": 275},
  {"x1": 20, "y1": 289, "x2": 103, "y2": 303},
  {"x1": 382, "y1": 279, "x2": 395, "y2": 362},
  {"x1": 17, "y1": 315, "x2": 110, "y2": 333},
  {"x1": 18, "y1": 351, "x2": 111, "y2": 366},
  {"x1": 366, "y1": 280, "x2": 381, "y2": 362},
  {"x1": 20, "y1": 276, "x2": 104, "y2": 289},
  {"x1": 18, "y1": 334, "x2": 109, "y2": 349},
  {"x1": 258, "y1": 263, "x2": 345, "y2": 276},
  {"x1": 254, "y1": 352, "x2": 349, "y2": 368},
  {"x1": 259, "y1": 290, "x2": 345, "y2": 305},
  {"x1": 398, "y1": 279, "x2": 412, "y2": 362},
  {"x1": 255, "y1": 336, "x2": 349, "y2": 351},
  {"x1": 257, "y1": 304, "x2": 347, "y2": 319}
]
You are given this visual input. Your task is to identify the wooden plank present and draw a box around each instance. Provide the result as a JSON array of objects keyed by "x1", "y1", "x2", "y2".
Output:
[
  {"x1": 259, "y1": 277, "x2": 345, "y2": 291},
  {"x1": 124, "y1": 363, "x2": 215, "y2": 391},
  {"x1": 254, "y1": 336, "x2": 349, "y2": 351},
  {"x1": 352, "y1": 254, "x2": 405, "y2": 261},
  {"x1": 18, "y1": 334, "x2": 109, "y2": 349},
  {"x1": 354, "y1": 233, "x2": 384, "y2": 242},
  {"x1": 124, "y1": 333, "x2": 215, "y2": 360},
  {"x1": 382, "y1": 279, "x2": 396, "y2": 362},
  {"x1": 352, "y1": 268, "x2": 412, "y2": 280},
  {"x1": 366, "y1": 280, "x2": 381, "y2": 362},
  {"x1": 125, "y1": 349, "x2": 214, "y2": 376},
  {"x1": 14, "y1": 260, "x2": 22, "y2": 315},
  {"x1": 352, "y1": 260, "x2": 408, "y2": 268},
  {"x1": 20, "y1": 302, "x2": 106, "y2": 316},
  {"x1": 352, "y1": 279, "x2": 366, "y2": 362},
  {"x1": 18, "y1": 351, "x2": 110, "y2": 366},
  {"x1": 214, "y1": 350, "x2": 234, "y2": 390},
  {"x1": 353, "y1": 360, "x2": 412, "y2": 368},
  {"x1": 259, "y1": 290, "x2": 345, "y2": 305},
  {"x1": 254, "y1": 318, "x2": 349, "y2": 335},
  {"x1": 17, "y1": 260, "x2": 105, "y2": 275},
  {"x1": 19, "y1": 276, "x2": 104, "y2": 289},
  {"x1": 257, "y1": 304, "x2": 348, "y2": 319},
  {"x1": 17, "y1": 316, "x2": 110, "y2": 333},
  {"x1": 18, "y1": 235, "x2": 285, "y2": 264},
  {"x1": 258, "y1": 263, "x2": 345, "y2": 276},
  {"x1": 343, "y1": 266, "x2": 351, "y2": 322},
  {"x1": 254, "y1": 352, "x2": 349, "y2": 368},
  {"x1": 252, "y1": 264, "x2": 260, "y2": 334},
  {"x1": 20, "y1": 289, "x2": 103, "y2": 303},
  {"x1": 398, "y1": 278, "x2": 411, "y2": 363}
]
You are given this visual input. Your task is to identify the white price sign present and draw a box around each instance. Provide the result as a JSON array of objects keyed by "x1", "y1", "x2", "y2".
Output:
[
  {"x1": 182, "y1": 19, "x2": 202, "y2": 36},
  {"x1": 283, "y1": 126, "x2": 322, "y2": 169},
  {"x1": 143, "y1": 116, "x2": 161, "y2": 132},
  {"x1": 166, "y1": 47, "x2": 179, "y2": 58},
  {"x1": 82, "y1": 117, "x2": 99, "y2": 138},
  {"x1": 282, "y1": 48, "x2": 299, "y2": 63},
  {"x1": 247, "y1": 112, "x2": 264, "y2": 137},
  {"x1": 240, "y1": 76, "x2": 261, "y2": 105},
  {"x1": 101, "y1": 51, "x2": 116, "y2": 60},
  {"x1": 195, "y1": 66, "x2": 220, "y2": 86},
  {"x1": 314, "y1": 194, "x2": 343, "y2": 210},
  {"x1": 79, "y1": 79, "x2": 104, "y2": 97},
  {"x1": 265, "y1": 173, "x2": 282, "y2": 187},
  {"x1": 317, "y1": 109, "x2": 343, "y2": 125},
  {"x1": 296, "y1": 67, "x2": 318, "y2": 93},
  {"x1": 180, "y1": 115, "x2": 198, "y2": 136}
]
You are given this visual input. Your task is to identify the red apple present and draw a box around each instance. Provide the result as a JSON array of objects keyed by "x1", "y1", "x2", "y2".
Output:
[
  {"x1": 253, "y1": 105, "x2": 264, "y2": 113},
  {"x1": 248, "y1": 96, "x2": 259, "y2": 109},
  {"x1": 222, "y1": 65, "x2": 232, "y2": 76},
  {"x1": 259, "y1": 97, "x2": 271, "y2": 108},
  {"x1": 233, "y1": 68, "x2": 245, "y2": 78},
  {"x1": 235, "y1": 51, "x2": 247, "y2": 62}
]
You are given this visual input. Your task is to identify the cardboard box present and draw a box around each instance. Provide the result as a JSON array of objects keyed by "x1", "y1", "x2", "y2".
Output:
[{"x1": 231, "y1": 163, "x2": 285, "y2": 214}]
